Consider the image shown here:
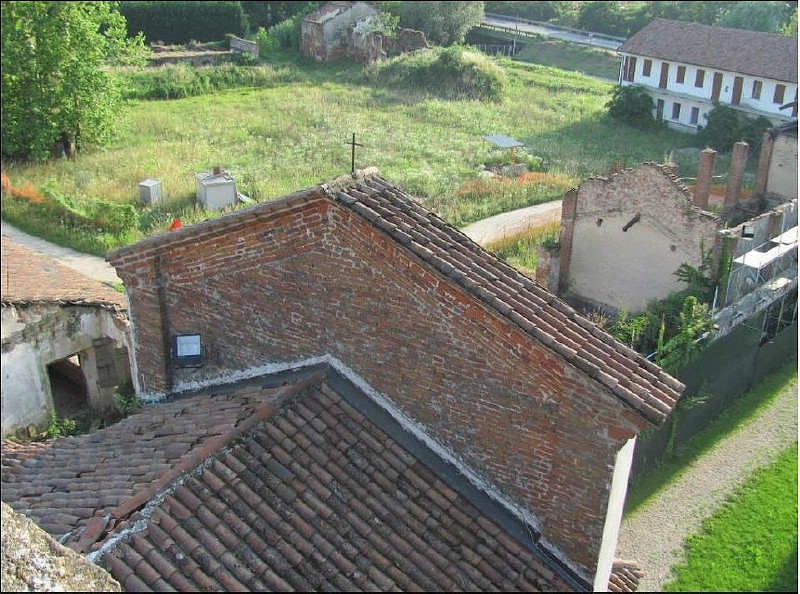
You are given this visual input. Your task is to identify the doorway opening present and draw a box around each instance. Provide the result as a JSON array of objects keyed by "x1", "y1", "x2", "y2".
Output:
[{"x1": 47, "y1": 354, "x2": 91, "y2": 425}]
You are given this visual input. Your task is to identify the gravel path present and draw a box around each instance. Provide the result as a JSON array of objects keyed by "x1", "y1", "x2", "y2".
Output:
[
  {"x1": 460, "y1": 200, "x2": 562, "y2": 245},
  {"x1": 615, "y1": 374, "x2": 798, "y2": 591}
]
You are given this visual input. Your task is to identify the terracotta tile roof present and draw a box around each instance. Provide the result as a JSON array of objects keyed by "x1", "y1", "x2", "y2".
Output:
[
  {"x1": 1, "y1": 236, "x2": 126, "y2": 311},
  {"x1": 321, "y1": 170, "x2": 683, "y2": 426},
  {"x1": 2, "y1": 365, "x2": 589, "y2": 591},
  {"x1": 609, "y1": 560, "x2": 644, "y2": 592},
  {"x1": 618, "y1": 18, "x2": 798, "y2": 83}
]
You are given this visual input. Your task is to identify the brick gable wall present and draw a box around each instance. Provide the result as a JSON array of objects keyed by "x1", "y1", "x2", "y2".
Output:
[{"x1": 111, "y1": 191, "x2": 652, "y2": 575}]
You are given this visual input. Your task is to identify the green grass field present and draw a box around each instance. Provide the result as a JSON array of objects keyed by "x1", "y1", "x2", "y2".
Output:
[
  {"x1": 665, "y1": 442, "x2": 798, "y2": 591},
  {"x1": 1, "y1": 47, "x2": 708, "y2": 256}
]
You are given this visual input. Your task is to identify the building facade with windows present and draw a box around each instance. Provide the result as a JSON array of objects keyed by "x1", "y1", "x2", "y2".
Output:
[{"x1": 617, "y1": 19, "x2": 798, "y2": 132}]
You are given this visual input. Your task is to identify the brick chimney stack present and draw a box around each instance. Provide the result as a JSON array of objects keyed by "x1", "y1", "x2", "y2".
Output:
[
  {"x1": 694, "y1": 148, "x2": 716, "y2": 209},
  {"x1": 753, "y1": 130, "x2": 775, "y2": 196},
  {"x1": 724, "y1": 141, "x2": 749, "y2": 206}
]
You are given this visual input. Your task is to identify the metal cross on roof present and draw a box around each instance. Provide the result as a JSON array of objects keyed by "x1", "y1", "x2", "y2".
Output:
[{"x1": 345, "y1": 133, "x2": 364, "y2": 174}]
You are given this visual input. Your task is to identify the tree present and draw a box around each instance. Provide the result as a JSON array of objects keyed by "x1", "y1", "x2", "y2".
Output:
[
  {"x1": 783, "y1": 7, "x2": 798, "y2": 34},
  {"x1": 716, "y1": 1, "x2": 789, "y2": 33},
  {"x1": 576, "y1": 1, "x2": 626, "y2": 37},
  {"x1": 399, "y1": 1, "x2": 485, "y2": 46},
  {"x1": 1, "y1": 1, "x2": 147, "y2": 162}
]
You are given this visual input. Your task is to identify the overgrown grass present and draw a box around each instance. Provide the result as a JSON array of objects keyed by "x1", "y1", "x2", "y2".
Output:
[
  {"x1": 624, "y1": 358, "x2": 798, "y2": 516},
  {"x1": 485, "y1": 219, "x2": 560, "y2": 276},
  {"x1": 2, "y1": 47, "x2": 704, "y2": 255},
  {"x1": 514, "y1": 37, "x2": 621, "y2": 81},
  {"x1": 468, "y1": 28, "x2": 621, "y2": 81},
  {"x1": 663, "y1": 442, "x2": 798, "y2": 592}
]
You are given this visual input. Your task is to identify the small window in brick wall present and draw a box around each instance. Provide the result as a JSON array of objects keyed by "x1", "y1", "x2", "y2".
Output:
[{"x1": 172, "y1": 334, "x2": 203, "y2": 367}]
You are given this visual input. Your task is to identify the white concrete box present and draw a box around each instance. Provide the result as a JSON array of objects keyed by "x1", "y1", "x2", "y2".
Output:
[{"x1": 195, "y1": 171, "x2": 237, "y2": 211}]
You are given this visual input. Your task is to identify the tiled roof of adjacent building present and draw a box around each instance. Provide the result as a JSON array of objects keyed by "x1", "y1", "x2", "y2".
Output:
[
  {"x1": 1, "y1": 236, "x2": 126, "y2": 310},
  {"x1": 1, "y1": 364, "x2": 588, "y2": 591},
  {"x1": 618, "y1": 18, "x2": 798, "y2": 83}
]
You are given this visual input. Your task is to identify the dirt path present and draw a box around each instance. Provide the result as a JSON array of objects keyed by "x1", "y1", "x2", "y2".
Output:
[
  {"x1": 1, "y1": 220, "x2": 121, "y2": 285},
  {"x1": 2, "y1": 200, "x2": 561, "y2": 285},
  {"x1": 460, "y1": 200, "x2": 562, "y2": 245}
]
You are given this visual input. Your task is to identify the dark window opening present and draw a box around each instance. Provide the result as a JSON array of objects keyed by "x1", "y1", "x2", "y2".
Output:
[
  {"x1": 676, "y1": 66, "x2": 686, "y2": 84},
  {"x1": 774, "y1": 84, "x2": 786, "y2": 104},
  {"x1": 762, "y1": 289, "x2": 798, "y2": 343},
  {"x1": 643, "y1": 59, "x2": 652, "y2": 77},
  {"x1": 47, "y1": 355, "x2": 90, "y2": 422},
  {"x1": 695, "y1": 69, "x2": 705, "y2": 87}
]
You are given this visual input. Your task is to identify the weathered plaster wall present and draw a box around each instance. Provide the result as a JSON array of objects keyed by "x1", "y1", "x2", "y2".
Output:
[
  {"x1": 561, "y1": 165, "x2": 722, "y2": 314},
  {"x1": 767, "y1": 133, "x2": 798, "y2": 200},
  {"x1": 1, "y1": 304, "x2": 131, "y2": 436}
]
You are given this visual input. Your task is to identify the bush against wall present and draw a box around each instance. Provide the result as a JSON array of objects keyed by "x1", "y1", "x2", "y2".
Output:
[
  {"x1": 697, "y1": 105, "x2": 773, "y2": 152},
  {"x1": 606, "y1": 84, "x2": 657, "y2": 127},
  {"x1": 121, "y1": 1, "x2": 249, "y2": 44}
]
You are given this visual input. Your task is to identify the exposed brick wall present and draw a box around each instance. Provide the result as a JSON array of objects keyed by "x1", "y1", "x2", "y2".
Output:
[{"x1": 111, "y1": 191, "x2": 652, "y2": 574}]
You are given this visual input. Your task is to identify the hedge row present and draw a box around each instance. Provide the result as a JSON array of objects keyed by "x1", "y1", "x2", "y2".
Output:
[{"x1": 120, "y1": 1, "x2": 249, "y2": 44}]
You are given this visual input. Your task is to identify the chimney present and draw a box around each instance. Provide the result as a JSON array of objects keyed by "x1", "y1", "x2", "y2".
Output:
[
  {"x1": 724, "y1": 141, "x2": 749, "y2": 206},
  {"x1": 694, "y1": 148, "x2": 716, "y2": 209},
  {"x1": 753, "y1": 130, "x2": 774, "y2": 196}
]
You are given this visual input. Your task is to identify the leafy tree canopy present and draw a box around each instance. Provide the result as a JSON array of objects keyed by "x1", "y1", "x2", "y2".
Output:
[
  {"x1": 1, "y1": 1, "x2": 148, "y2": 162},
  {"x1": 399, "y1": 1, "x2": 485, "y2": 46},
  {"x1": 716, "y1": 1, "x2": 792, "y2": 33}
]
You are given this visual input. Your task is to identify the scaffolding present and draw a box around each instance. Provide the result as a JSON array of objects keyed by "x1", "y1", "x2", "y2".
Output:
[{"x1": 712, "y1": 225, "x2": 798, "y2": 340}]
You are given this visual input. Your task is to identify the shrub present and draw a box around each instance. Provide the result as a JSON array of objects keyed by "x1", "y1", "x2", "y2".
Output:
[
  {"x1": 269, "y1": 13, "x2": 305, "y2": 50},
  {"x1": 364, "y1": 46, "x2": 507, "y2": 102},
  {"x1": 606, "y1": 84, "x2": 656, "y2": 127},
  {"x1": 115, "y1": 381, "x2": 141, "y2": 416},
  {"x1": 698, "y1": 104, "x2": 773, "y2": 152}
]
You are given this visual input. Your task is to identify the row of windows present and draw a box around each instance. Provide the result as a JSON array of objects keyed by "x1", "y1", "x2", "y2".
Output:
[
  {"x1": 669, "y1": 102, "x2": 700, "y2": 125},
  {"x1": 632, "y1": 58, "x2": 788, "y2": 104}
]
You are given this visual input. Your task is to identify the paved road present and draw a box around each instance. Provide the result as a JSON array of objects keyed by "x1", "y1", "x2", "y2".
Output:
[
  {"x1": 483, "y1": 14, "x2": 625, "y2": 51},
  {"x1": 461, "y1": 200, "x2": 562, "y2": 245}
]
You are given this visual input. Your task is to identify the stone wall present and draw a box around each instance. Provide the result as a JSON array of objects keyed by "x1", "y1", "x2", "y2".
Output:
[{"x1": 109, "y1": 191, "x2": 651, "y2": 574}]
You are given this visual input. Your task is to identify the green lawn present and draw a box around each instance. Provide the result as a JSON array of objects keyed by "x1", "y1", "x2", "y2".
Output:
[
  {"x1": 624, "y1": 359, "x2": 798, "y2": 516},
  {"x1": 665, "y1": 442, "x2": 798, "y2": 592},
  {"x1": 624, "y1": 359, "x2": 798, "y2": 592}
]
